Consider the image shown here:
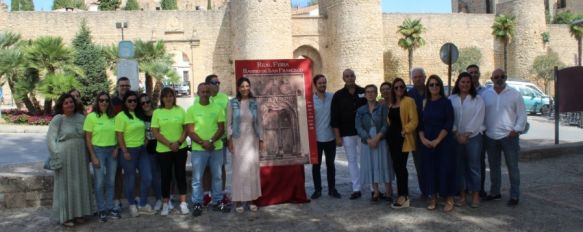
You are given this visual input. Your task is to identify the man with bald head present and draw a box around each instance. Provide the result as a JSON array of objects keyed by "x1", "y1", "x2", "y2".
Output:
[
  {"x1": 481, "y1": 68, "x2": 526, "y2": 207},
  {"x1": 330, "y1": 69, "x2": 366, "y2": 200}
]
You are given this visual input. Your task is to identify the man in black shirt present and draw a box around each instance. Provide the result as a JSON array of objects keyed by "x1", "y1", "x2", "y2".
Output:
[{"x1": 330, "y1": 69, "x2": 366, "y2": 200}]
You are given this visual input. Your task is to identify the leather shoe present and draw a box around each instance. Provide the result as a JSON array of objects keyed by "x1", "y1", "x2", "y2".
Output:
[
  {"x1": 349, "y1": 191, "x2": 362, "y2": 200},
  {"x1": 507, "y1": 198, "x2": 519, "y2": 207},
  {"x1": 328, "y1": 190, "x2": 341, "y2": 199},
  {"x1": 310, "y1": 191, "x2": 321, "y2": 199}
]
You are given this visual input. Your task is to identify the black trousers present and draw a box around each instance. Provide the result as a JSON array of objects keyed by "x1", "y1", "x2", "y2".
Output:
[
  {"x1": 158, "y1": 148, "x2": 188, "y2": 198},
  {"x1": 312, "y1": 140, "x2": 337, "y2": 192},
  {"x1": 389, "y1": 137, "x2": 409, "y2": 196}
]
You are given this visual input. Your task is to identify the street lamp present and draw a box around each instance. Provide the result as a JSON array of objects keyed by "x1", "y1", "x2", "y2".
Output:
[{"x1": 116, "y1": 22, "x2": 128, "y2": 41}]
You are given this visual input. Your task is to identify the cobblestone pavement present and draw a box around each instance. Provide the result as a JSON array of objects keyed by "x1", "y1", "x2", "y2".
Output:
[{"x1": 1, "y1": 148, "x2": 582, "y2": 232}]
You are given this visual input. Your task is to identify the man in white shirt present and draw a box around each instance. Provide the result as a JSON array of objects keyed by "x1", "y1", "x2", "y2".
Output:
[{"x1": 481, "y1": 68, "x2": 526, "y2": 207}]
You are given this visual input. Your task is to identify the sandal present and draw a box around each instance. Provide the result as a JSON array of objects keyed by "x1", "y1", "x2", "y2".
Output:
[
  {"x1": 235, "y1": 206, "x2": 244, "y2": 213},
  {"x1": 427, "y1": 197, "x2": 437, "y2": 210},
  {"x1": 444, "y1": 198, "x2": 455, "y2": 212},
  {"x1": 249, "y1": 204, "x2": 258, "y2": 212}
]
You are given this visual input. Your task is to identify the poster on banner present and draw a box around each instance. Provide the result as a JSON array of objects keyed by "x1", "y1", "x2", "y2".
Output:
[{"x1": 235, "y1": 59, "x2": 318, "y2": 166}]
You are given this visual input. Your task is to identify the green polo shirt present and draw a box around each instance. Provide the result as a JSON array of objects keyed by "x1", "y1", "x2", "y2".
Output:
[
  {"x1": 115, "y1": 111, "x2": 145, "y2": 148},
  {"x1": 151, "y1": 106, "x2": 187, "y2": 153},
  {"x1": 83, "y1": 112, "x2": 117, "y2": 147},
  {"x1": 185, "y1": 101, "x2": 225, "y2": 151}
]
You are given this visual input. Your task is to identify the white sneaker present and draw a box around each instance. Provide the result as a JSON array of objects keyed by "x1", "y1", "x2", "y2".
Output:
[
  {"x1": 154, "y1": 200, "x2": 163, "y2": 211},
  {"x1": 129, "y1": 205, "x2": 139, "y2": 217},
  {"x1": 180, "y1": 202, "x2": 190, "y2": 215},
  {"x1": 160, "y1": 203, "x2": 169, "y2": 216},
  {"x1": 113, "y1": 199, "x2": 122, "y2": 210},
  {"x1": 138, "y1": 204, "x2": 155, "y2": 215},
  {"x1": 168, "y1": 201, "x2": 174, "y2": 210}
]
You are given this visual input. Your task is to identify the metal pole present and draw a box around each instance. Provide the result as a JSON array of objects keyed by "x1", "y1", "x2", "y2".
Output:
[
  {"x1": 448, "y1": 45, "x2": 452, "y2": 95},
  {"x1": 554, "y1": 66, "x2": 559, "y2": 145}
]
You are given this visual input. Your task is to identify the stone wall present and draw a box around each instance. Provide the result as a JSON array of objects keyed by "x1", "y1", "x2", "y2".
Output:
[
  {"x1": 383, "y1": 13, "x2": 497, "y2": 84},
  {"x1": 320, "y1": 0, "x2": 385, "y2": 91},
  {"x1": 0, "y1": 171, "x2": 53, "y2": 209},
  {"x1": 498, "y1": 0, "x2": 547, "y2": 79},
  {"x1": 548, "y1": 24, "x2": 580, "y2": 66},
  {"x1": 0, "y1": 9, "x2": 235, "y2": 94}
]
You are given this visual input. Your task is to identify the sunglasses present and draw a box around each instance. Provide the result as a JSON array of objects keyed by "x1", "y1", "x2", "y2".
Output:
[
  {"x1": 141, "y1": 100, "x2": 151, "y2": 105},
  {"x1": 210, "y1": 81, "x2": 221, "y2": 85},
  {"x1": 428, "y1": 83, "x2": 441, "y2": 87},
  {"x1": 126, "y1": 99, "x2": 137, "y2": 103},
  {"x1": 492, "y1": 75, "x2": 506, "y2": 80},
  {"x1": 394, "y1": 85, "x2": 405, "y2": 90},
  {"x1": 98, "y1": 99, "x2": 110, "y2": 103},
  {"x1": 119, "y1": 84, "x2": 130, "y2": 88}
]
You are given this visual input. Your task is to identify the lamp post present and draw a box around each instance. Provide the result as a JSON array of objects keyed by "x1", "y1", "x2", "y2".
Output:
[{"x1": 116, "y1": 22, "x2": 128, "y2": 40}]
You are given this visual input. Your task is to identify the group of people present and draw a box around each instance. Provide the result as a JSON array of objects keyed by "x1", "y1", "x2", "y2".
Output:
[
  {"x1": 313, "y1": 65, "x2": 526, "y2": 213},
  {"x1": 46, "y1": 75, "x2": 264, "y2": 227},
  {"x1": 46, "y1": 64, "x2": 526, "y2": 227}
]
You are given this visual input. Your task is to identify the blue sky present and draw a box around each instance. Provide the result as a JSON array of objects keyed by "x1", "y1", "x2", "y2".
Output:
[{"x1": 6, "y1": 0, "x2": 452, "y2": 13}]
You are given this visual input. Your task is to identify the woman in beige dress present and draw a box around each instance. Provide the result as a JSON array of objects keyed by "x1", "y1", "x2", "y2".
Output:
[{"x1": 227, "y1": 77, "x2": 265, "y2": 213}]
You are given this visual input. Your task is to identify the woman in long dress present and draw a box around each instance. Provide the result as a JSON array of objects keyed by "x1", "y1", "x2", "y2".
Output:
[
  {"x1": 227, "y1": 77, "x2": 265, "y2": 213},
  {"x1": 47, "y1": 93, "x2": 94, "y2": 227},
  {"x1": 355, "y1": 84, "x2": 394, "y2": 202}
]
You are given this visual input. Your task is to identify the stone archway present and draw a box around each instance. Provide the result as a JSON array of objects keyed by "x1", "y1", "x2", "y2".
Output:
[{"x1": 293, "y1": 45, "x2": 322, "y2": 77}]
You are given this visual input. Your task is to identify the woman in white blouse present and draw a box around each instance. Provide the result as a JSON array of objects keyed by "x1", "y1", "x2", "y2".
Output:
[{"x1": 448, "y1": 72, "x2": 485, "y2": 208}]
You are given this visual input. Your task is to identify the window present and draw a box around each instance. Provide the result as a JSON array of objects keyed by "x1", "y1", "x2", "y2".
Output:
[
  {"x1": 558, "y1": 0, "x2": 567, "y2": 9},
  {"x1": 183, "y1": 71, "x2": 189, "y2": 82}
]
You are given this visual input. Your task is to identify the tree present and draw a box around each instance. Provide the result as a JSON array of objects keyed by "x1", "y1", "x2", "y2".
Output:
[
  {"x1": 98, "y1": 0, "x2": 121, "y2": 11},
  {"x1": 452, "y1": 47, "x2": 482, "y2": 75},
  {"x1": 52, "y1": 0, "x2": 87, "y2": 10},
  {"x1": 0, "y1": 32, "x2": 41, "y2": 114},
  {"x1": 397, "y1": 18, "x2": 426, "y2": 80},
  {"x1": 25, "y1": 36, "x2": 83, "y2": 115},
  {"x1": 530, "y1": 50, "x2": 565, "y2": 94},
  {"x1": 207, "y1": 0, "x2": 212, "y2": 10},
  {"x1": 11, "y1": 0, "x2": 34, "y2": 11},
  {"x1": 569, "y1": 19, "x2": 583, "y2": 66},
  {"x1": 124, "y1": 0, "x2": 139, "y2": 11},
  {"x1": 492, "y1": 14, "x2": 515, "y2": 72},
  {"x1": 72, "y1": 21, "x2": 110, "y2": 105},
  {"x1": 37, "y1": 73, "x2": 81, "y2": 101},
  {"x1": 161, "y1": 0, "x2": 178, "y2": 10},
  {"x1": 134, "y1": 40, "x2": 173, "y2": 106}
]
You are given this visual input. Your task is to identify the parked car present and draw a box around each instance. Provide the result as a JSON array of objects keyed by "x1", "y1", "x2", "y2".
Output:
[
  {"x1": 485, "y1": 80, "x2": 552, "y2": 115},
  {"x1": 164, "y1": 81, "x2": 191, "y2": 97}
]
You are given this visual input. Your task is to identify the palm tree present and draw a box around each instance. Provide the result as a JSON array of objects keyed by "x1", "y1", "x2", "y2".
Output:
[
  {"x1": 0, "y1": 32, "x2": 41, "y2": 114},
  {"x1": 141, "y1": 61, "x2": 179, "y2": 106},
  {"x1": 134, "y1": 40, "x2": 172, "y2": 102},
  {"x1": 492, "y1": 15, "x2": 515, "y2": 71},
  {"x1": 397, "y1": 18, "x2": 426, "y2": 80},
  {"x1": 24, "y1": 36, "x2": 83, "y2": 114},
  {"x1": 569, "y1": 20, "x2": 583, "y2": 66}
]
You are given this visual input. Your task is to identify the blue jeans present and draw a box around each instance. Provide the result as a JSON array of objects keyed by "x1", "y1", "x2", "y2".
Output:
[
  {"x1": 93, "y1": 146, "x2": 118, "y2": 212},
  {"x1": 456, "y1": 135, "x2": 483, "y2": 193},
  {"x1": 191, "y1": 149, "x2": 224, "y2": 204},
  {"x1": 119, "y1": 146, "x2": 152, "y2": 206},
  {"x1": 147, "y1": 151, "x2": 162, "y2": 201},
  {"x1": 485, "y1": 135, "x2": 521, "y2": 199}
]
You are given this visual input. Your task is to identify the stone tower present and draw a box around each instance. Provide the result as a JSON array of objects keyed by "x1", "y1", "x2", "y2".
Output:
[
  {"x1": 497, "y1": 0, "x2": 546, "y2": 78},
  {"x1": 319, "y1": 0, "x2": 384, "y2": 90},
  {"x1": 230, "y1": 0, "x2": 293, "y2": 60}
]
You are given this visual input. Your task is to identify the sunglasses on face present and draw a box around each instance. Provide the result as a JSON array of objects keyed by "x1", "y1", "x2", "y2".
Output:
[
  {"x1": 394, "y1": 85, "x2": 405, "y2": 90},
  {"x1": 98, "y1": 98, "x2": 110, "y2": 103},
  {"x1": 492, "y1": 75, "x2": 506, "y2": 80},
  {"x1": 210, "y1": 81, "x2": 221, "y2": 85},
  {"x1": 126, "y1": 99, "x2": 137, "y2": 103},
  {"x1": 428, "y1": 83, "x2": 441, "y2": 87},
  {"x1": 141, "y1": 100, "x2": 151, "y2": 105},
  {"x1": 119, "y1": 84, "x2": 130, "y2": 88}
]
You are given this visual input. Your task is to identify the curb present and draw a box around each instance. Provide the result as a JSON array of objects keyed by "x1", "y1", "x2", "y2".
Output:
[
  {"x1": 0, "y1": 125, "x2": 48, "y2": 133},
  {"x1": 520, "y1": 141, "x2": 583, "y2": 161}
]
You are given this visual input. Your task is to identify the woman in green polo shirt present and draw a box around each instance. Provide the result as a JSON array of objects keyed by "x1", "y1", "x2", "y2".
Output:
[
  {"x1": 151, "y1": 87, "x2": 190, "y2": 216},
  {"x1": 115, "y1": 91, "x2": 153, "y2": 217},
  {"x1": 83, "y1": 92, "x2": 118, "y2": 222}
]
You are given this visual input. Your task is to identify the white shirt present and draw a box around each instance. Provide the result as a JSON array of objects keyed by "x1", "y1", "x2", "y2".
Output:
[
  {"x1": 448, "y1": 94, "x2": 485, "y2": 138},
  {"x1": 481, "y1": 86, "x2": 527, "y2": 140}
]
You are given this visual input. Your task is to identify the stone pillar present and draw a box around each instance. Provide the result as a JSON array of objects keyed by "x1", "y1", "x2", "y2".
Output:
[
  {"x1": 497, "y1": 0, "x2": 546, "y2": 78},
  {"x1": 230, "y1": 0, "x2": 293, "y2": 60},
  {"x1": 319, "y1": 0, "x2": 384, "y2": 90}
]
